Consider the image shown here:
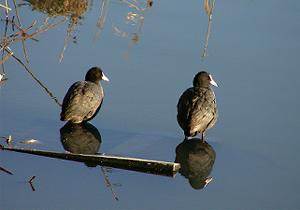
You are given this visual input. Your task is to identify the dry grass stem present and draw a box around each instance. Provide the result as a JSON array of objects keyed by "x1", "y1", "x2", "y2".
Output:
[
  {"x1": 0, "y1": 3, "x2": 11, "y2": 11},
  {"x1": 0, "y1": 50, "x2": 13, "y2": 65},
  {"x1": 201, "y1": 0, "x2": 216, "y2": 59},
  {"x1": 98, "y1": 0, "x2": 109, "y2": 28},
  {"x1": 12, "y1": 0, "x2": 30, "y2": 63}
]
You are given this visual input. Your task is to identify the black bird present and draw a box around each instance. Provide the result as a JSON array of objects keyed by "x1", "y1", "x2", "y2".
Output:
[
  {"x1": 60, "y1": 67, "x2": 109, "y2": 123},
  {"x1": 177, "y1": 71, "x2": 218, "y2": 140}
]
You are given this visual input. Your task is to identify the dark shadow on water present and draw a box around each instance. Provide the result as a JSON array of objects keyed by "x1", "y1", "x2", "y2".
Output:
[
  {"x1": 60, "y1": 122, "x2": 102, "y2": 167},
  {"x1": 175, "y1": 138, "x2": 216, "y2": 190}
]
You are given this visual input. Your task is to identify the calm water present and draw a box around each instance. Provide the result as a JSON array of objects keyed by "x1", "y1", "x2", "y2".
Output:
[{"x1": 1, "y1": 0, "x2": 300, "y2": 209}]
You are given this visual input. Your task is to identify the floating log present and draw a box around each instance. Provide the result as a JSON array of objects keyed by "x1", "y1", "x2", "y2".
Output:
[{"x1": 0, "y1": 145, "x2": 180, "y2": 177}]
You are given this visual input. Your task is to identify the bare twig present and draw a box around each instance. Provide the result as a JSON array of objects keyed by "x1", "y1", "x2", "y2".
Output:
[
  {"x1": 0, "y1": 166, "x2": 13, "y2": 175},
  {"x1": 0, "y1": 17, "x2": 66, "y2": 66},
  {"x1": 12, "y1": 0, "x2": 29, "y2": 63},
  {"x1": 28, "y1": 176, "x2": 36, "y2": 191},
  {"x1": 201, "y1": 15, "x2": 213, "y2": 58},
  {"x1": 201, "y1": 0, "x2": 216, "y2": 59},
  {"x1": 0, "y1": 18, "x2": 66, "y2": 45},
  {"x1": 0, "y1": 50, "x2": 13, "y2": 65},
  {"x1": 1, "y1": 1, "x2": 10, "y2": 74},
  {"x1": 59, "y1": 16, "x2": 78, "y2": 63},
  {"x1": 95, "y1": 0, "x2": 110, "y2": 39},
  {"x1": 0, "y1": 4, "x2": 11, "y2": 11},
  {"x1": 59, "y1": 27, "x2": 72, "y2": 63},
  {"x1": 3, "y1": 47, "x2": 62, "y2": 107},
  {"x1": 100, "y1": 166, "x2": 119, "y2": 201}
]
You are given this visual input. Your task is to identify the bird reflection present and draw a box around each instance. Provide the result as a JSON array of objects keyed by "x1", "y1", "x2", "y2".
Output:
[
  {"x1": 60, "y1": 122, "x2": 101, "y2": 167},
  {"x1": 60, "y1": 122, "x2": 120, "y2": 200},
  {"x1": 175, "y1": 138, "x2": 216, "y2": 189}
]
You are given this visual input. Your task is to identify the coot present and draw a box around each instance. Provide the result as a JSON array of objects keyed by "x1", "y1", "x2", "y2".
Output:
[
  {"x1": 60, "y1": 67, "x2": 109, "y2": 123},
  {"x1": 177, "y1": 71, "x2": 218, "y2": 140}
]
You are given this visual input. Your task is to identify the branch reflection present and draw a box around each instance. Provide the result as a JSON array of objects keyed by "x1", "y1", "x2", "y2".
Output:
[
  {"x1": 201, "y1": 0, "x2": 216, "y2": 59},
  {"x1": 60, "y1": 121, "x2": 120, "y2": 200}
]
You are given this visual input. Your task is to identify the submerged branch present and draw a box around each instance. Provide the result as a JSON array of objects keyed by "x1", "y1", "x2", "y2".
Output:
[
  {"x1": 0, "y1": 166, "x2": 13, "y2": 175},
  {"x1": 100, "y1": 166, "x2": 119, "y2": 201},
  {"x1": 1, "y1": 145, "x2": 180, "y2": 177}
]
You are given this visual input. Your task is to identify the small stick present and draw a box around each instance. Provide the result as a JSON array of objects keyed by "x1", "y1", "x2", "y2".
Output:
[
  {"x1": 0, "y1": 4, "x2": 11, "y2": 11},
  {"x1": 1, "y1": 135, "x2": 12, "y2": 145},
  {"x1": 12, "y1": 0, "x2": 30, "y2": 63},
  {"x1": 201, "y1": 0, "x2": 216, "y2": 59},
  {"x1": 59, "y1": 17, "x2": 75, "y2": 63},
  {"x1": 28, "y1": 176, "x2": 36, "y2": 191},
  {"x1": 94, "y1": 0, "x2": 110, "y2": 39},
  {"x1": 0, "y1": 166, "x2": 13, "y2": 175},
  {"x1": 0, "y1": 49, "x2": 13, "y2": 65},
  {"x1": 100, "y1": 166, "x2": 119, "y2": 201},
  {"x1": 3, "y1": 48, "x2": 62, "y2": 107}
]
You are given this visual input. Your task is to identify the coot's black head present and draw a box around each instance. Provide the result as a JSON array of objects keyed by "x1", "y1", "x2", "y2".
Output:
[
  {"x1": 193, "y1": 71, "x2": 218, "y2": 88},
  {"x1": 85, "y1": 67, "x2": 109, "y2": 84}
]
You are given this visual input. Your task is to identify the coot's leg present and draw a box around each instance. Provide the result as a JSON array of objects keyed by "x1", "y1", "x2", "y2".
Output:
[{"x1": 201, "y1": 132, "x2": 205, "y2": 141}]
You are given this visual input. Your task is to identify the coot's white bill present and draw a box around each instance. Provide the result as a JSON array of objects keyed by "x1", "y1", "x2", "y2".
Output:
[
  {"x1": 209, "y1": 74, "x2": 218, "y2": 87},
  {"x1": 102, "y1": 73, "x2": 109, "y2": 81}
]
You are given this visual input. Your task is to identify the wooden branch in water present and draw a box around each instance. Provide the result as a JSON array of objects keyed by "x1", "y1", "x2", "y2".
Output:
[{"x1": 0, "y1": 145, "x2": 180, "y2": 177}]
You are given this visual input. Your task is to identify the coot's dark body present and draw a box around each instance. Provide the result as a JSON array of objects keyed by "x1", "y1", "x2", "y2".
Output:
[
  {"x1": 177, "y1": 71, "x2": 218, "y2": 140},
  {"x1": 60, "y1": 67, "x2": 109, "y2": 124}
]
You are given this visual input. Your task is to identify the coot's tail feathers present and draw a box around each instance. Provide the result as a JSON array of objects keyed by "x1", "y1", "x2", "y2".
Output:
[{"x1": 184, "y1": 129, "x2": 197, "y2": 138}]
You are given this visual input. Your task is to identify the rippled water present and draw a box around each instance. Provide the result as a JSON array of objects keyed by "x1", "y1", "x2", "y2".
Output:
[{"x1": 1, "y1": 0, "x2": 300, "y2": 209}]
